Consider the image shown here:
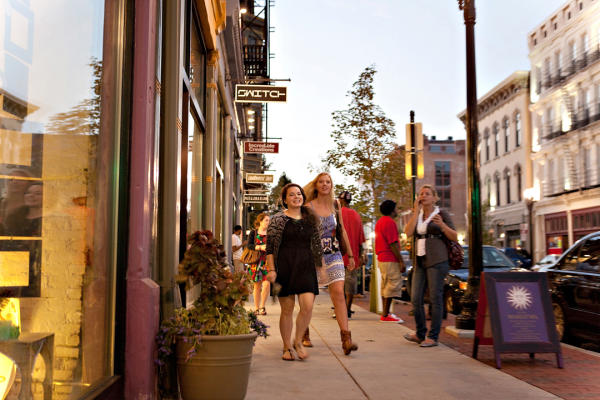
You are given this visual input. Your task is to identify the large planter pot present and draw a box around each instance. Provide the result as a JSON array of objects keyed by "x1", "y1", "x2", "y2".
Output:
[{"x1": 176, "y1": 332, "x2": 258, "y2": 400}]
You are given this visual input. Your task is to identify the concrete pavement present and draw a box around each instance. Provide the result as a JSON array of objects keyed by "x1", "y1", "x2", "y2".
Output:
[{"x1": 246, "y1": 292, "x2": 559, "y2": 400}]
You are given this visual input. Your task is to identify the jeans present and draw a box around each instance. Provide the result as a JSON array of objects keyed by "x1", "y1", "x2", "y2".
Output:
[{"x1": 411, "y1": 257, "x2": 449, "y2": 341}]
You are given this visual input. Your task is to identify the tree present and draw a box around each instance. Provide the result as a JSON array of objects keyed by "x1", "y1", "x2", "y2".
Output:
[
  {"x1": 269, "y1": 172, "x2": 292, "y2": 211},
  {"x1": 323, "y1": 65, "x2": 410, "y2": 221}
]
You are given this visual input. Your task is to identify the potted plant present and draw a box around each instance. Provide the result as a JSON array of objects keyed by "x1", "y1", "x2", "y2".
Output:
[{"x1": 156, "y1": 230, "x2": 267, "y2": 400}]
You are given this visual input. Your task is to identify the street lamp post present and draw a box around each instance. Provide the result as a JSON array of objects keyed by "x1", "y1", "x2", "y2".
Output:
[
  {"x1": 455, "y1": 0, "x2": 483, "y2": 330},
  {"x1": 524, "y1": 187, "x2": 539, "y2": 261}
]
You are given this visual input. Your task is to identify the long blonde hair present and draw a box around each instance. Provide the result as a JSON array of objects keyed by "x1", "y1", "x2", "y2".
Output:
[{"x1": 304, "y1": 172, "x2": 335, "y2": 205}]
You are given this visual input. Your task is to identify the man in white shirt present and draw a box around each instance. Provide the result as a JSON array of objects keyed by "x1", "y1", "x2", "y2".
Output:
[{"x1": 232, "y1": 225, "x2": 247, "y2": 273}]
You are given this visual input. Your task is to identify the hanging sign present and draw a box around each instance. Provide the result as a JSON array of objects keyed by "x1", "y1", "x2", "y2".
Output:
[
  {"x1": 473, "y1": 272, "x2": 563, "y2": 369},
  {"x1": 235, "y1": 85, "x2": 287, "y2": 103},
  {"x1": 244, "y1": 141, "x2": 279, "y2": 154},
  {"x1": 243, "y1": 194, "x2": 269, "y2": 204},
  {"x1": 246, "y1": 173, "x2": 274, "y2": 184}
]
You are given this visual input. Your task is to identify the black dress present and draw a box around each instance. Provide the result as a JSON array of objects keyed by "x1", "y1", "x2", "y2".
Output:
[{"x1": 275, "y1": 217, "x2": 319, "y2": 297}]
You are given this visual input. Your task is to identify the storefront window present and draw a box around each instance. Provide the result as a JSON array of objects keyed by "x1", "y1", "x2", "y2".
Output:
[{"x1": 1, "y1": 1, "x2": 113, "y2": 398}]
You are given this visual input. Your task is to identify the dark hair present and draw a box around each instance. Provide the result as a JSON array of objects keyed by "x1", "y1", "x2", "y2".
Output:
[
  {"x1": 254, "y1": 212, "x2": 269, "y2": 229},
  {"x1": 338, "y1": 190, "x2": 352, "y2": 204},
  {"x1": 281, "y1": 183, "x2": 319, "y2": 227},
  {"x1": 233, "y1": 225, "x2": 242, "y2": 232},
  {"x1": 379, "y1": 200, "x2": 397, "y2": 216}
]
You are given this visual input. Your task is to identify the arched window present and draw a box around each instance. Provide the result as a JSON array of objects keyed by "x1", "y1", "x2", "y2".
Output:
[
  {"x1": 484, "y1": 128, "x2": 490, "y2": 162},
  {"x1": 514, "y1": 112, "x2": 522, "y2": 147},
  {"x1": 515, "y1": 164, "x2": 522, "y2": 202},
  {"x1": 503, "y1": 117, "x2": 510, "y2": 153},
  {"x1": 504, "y1": 169, "x2": 511, "y2": 204},
  {"x1": 485, "y1": 175, "x2": 492, "y2": 205},
  {"x1": 494, "y1": 172, "x2": 501, "y2": 206},
  {"x1": 493, "y1": 123, "x2": 500, "y2": 157}
]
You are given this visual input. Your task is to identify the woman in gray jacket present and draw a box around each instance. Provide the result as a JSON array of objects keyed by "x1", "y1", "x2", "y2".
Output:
[{"x1": 404, "y1": 185, "x2": 457, "y2": 347}]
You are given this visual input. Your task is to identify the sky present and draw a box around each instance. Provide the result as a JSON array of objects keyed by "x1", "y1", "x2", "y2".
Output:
[{"x1": 265, "y1": 0, "x2": 567, "y2": 188}]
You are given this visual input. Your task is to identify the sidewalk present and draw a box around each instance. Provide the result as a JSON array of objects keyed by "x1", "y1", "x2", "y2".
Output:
[{"x1": 246, "y1": 292, "x2": 559, "y2": 400}]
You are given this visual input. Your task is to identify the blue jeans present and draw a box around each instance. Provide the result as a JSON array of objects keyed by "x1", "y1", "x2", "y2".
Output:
[{"x1": 411, "y1": 257, "x2": 449, "y2": 341}]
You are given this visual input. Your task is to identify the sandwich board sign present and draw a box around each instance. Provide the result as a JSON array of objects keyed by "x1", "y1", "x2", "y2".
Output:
[{"x1": 473, "y1": 272, "x2": 563, "y2": 369}]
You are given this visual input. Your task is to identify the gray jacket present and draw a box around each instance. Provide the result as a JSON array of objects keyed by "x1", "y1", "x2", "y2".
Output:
[{"x1": 411, "y1": 208, "x2": 455, "y2": 268}]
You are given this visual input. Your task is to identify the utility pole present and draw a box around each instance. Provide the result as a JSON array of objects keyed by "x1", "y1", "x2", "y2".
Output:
[{"x1": 455, "y1": 0, "x2": 483, "y2": 330}]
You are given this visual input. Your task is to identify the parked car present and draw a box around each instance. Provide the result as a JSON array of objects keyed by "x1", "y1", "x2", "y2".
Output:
[
  {"x1": 444, "y1": 245, "x2": 525, "y2": 315},
  {"x1": 531, "y1": 254, "x2": 561, "y2": 272},
  {"x1": 500, "y1": 247, "x2": 532, "y2": 269},
  {"x1": 362, "y1": 251, "x2": 411, "y2": 300},
  {"x1": 547, "y1": 231, "x2": 600, "y2": 344}
]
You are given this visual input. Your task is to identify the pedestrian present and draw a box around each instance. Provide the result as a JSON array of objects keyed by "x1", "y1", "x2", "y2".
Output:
[
  {"x1": 403, "y1": 184, "x2": 457, "y2": 347},
  {"x1": 247, "y1": 213, "x2": 270, "y2": 315},
  {"x1": 338, "y1": 191, "x2": 365, "y2": 319},
  {"x1": 265, "y1": 183, "x2": 323, "y2": 361},
  {"x1": 0, "y1": 182, "x2": 43, "y2": 237},
  {"x1": 231, "y1": 225, "x2": 247, "y2": 274},
  {"x1": 374, "y1": 199, "x2": 406, "y2": 323},
  {"x1": 303, "y1": 172, "x2": 358, "y2": 355}
]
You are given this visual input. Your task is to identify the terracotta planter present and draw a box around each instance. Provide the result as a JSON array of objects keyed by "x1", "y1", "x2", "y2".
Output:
[{"x1": 176, "y1": 332, "x2": 258, "y2": 400}]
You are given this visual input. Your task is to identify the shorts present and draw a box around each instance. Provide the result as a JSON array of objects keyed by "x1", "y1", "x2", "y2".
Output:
[
  {"x1": 378, "y1": 261, "x2": 403, "y2": 298},
  {"x1": 344, "y1": 268, "x2": 358, "y2": 295}
]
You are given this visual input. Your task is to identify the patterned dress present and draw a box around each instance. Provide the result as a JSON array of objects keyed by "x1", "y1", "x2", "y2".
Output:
[
  {"x1": 248, "y1": 233, "x2": 268, "y2": 282},
  {"x1": 319, "y1": 213, "x2": 345, "y2": 286}
]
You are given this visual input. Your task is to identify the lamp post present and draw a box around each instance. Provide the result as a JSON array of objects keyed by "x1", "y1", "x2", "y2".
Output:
[
  {"x1": 455, "y1": 0, "x2": 483, "y2": 330},
  {"x1": 524, "y1": 187, "x2": 540, "y2": 260}
]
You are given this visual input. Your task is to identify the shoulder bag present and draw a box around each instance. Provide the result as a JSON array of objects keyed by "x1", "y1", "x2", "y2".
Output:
[
  {"x1": 439, "y1": 210, "x2": 464, "y2": 269},
  {"x1": 241, "y1": 230, "x2": 261, "y2": 264}
]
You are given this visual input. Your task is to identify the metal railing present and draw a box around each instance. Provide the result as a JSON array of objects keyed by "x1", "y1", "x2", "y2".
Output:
[
  {"x1": 243, "y1": 44, "x2": 268, "y2": 77},
  {"x1": 539, "y1": 46, "x2": 600, "y2": 93},
  {"x1": 542, "y1": 106, "x2": 600, "y2": 142}
]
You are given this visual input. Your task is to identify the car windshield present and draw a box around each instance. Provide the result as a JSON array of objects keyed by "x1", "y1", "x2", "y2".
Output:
[
  {"x1": 462, "y1": 247, "x2": 515, "y2": 268},
  {"x1": 539, "y1": 255, "x2": 556, "y2": 264}
]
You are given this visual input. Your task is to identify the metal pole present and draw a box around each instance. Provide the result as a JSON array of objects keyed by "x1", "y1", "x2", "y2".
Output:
[
  {"x1": 410, "y1": 111, "x2": 417, "y2": 268},
  {"x1": 528, "y1": 200, "x2": 534, "y2": 259},
  {"x1": 456, "y1": 0, "x2": 483, "y2": 330}
]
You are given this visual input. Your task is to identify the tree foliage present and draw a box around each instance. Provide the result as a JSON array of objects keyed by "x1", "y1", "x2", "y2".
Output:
[{"x1": 323, "y1": 65, "x2": 410, "y2": 221}]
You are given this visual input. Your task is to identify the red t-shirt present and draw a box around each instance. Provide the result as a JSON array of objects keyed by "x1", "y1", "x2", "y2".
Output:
[
  {"x1": 375, "y1": 215, "x2": 400, "y2": 262},
  {"x1": 341, "y1": 207, "x2": 365, "y2": 266}
]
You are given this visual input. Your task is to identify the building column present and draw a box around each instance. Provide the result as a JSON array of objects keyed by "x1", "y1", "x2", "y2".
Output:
[
  {"x1": 203, "y1": 50, "x2": 219, "y2": 232},
  {"x1": 223, "y1": 115, "x2": 233, "y2": 261},
  {"x1": 567, "y1": 208, "x2": 574, "y2": 247},
  {"x1": 125, "y1": 0, "x2": 161, "y2": 397}
]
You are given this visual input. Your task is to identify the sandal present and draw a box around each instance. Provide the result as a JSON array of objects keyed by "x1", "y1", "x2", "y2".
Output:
[
  {"x1": 258, "y1": 307, "x2": 267, "y2": 315},
  {"x1": 420, "y1": 339, "x2": 438, "y2": 347},
  {"x1": 293, "y1": 341, "x2": 309, "y2": 360},
  {"x1": 282, "y1": 348, "x2": 295, "y2": 361},
  {"x1": 403, "y1": 333, "x2": 423, "y2": 344}
]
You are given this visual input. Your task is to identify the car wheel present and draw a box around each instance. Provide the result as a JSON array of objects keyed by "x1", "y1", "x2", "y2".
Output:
[
  {"x1": 552, "y1": 302, "x2": 566, "y2": 341},
  {"x1": 444, "y1": 290, "x2": 455, "y2": 314}
]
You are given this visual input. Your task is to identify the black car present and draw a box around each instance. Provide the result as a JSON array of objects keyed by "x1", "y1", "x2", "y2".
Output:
[
  {"x1": 501, "y1": 247, "x2": 532, "y2": 269},
  {"x1": 547, "y1": 231, "x2": 600, "y2": 344},
  {"x1": 444, "y1": 245, "x2": 523, "y2": 315}
]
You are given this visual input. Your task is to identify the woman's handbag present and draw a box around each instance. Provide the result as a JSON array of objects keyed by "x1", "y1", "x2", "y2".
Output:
[
  {"x1": 445, "y1": 238, "x2": 464, "y2": 270},
  {"x1": 241, "y1": 247, "x2": 261, "y2": 264}
]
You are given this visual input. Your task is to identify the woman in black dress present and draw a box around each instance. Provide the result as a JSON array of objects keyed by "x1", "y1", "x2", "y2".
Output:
[{"x1": 266, "y1": 183, "x2": 323, "y2": 361}]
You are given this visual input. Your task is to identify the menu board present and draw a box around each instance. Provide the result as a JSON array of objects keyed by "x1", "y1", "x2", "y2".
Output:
[{"x1": 474, "y1": 272, "x2": 563, "y2": 369}]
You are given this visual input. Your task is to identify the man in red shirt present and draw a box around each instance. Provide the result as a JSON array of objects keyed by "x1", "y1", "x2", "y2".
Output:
[
  {"x1": 375, "y1": 199, "x2": 406, "y2": 323},
  {"x1": 338, "y1": 191, "x2": 365, "y2": 319}
]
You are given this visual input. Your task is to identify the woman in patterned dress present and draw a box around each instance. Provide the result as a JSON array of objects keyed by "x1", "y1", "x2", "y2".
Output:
[
  {"x1": 248, "y1": 212, "x2": 270, "y2": 315},
  {"x1": 303, "y1": 172, "x2": 358, "y2": 355}
]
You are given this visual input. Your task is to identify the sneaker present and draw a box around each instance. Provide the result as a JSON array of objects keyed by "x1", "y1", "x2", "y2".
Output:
[
  {"x1": 389, "y1": 313, "x2": 404, "y2": 323},
  {"x1": 380, "y1": 314, "x2": 403, "y2": 323}
]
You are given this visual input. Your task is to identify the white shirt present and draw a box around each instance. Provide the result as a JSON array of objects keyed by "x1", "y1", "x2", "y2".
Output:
[
  {"x1": 416, "y1": 207, "x2": 439, "y2": 257},
  {"x1": 232, "y1": 234, "x2": 243, "y2": 260}
]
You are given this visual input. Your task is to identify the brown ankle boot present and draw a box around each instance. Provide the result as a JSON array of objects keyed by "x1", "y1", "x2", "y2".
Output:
[
  {"x1": 302, "y1": 327, "x2": 313, "y2": 347},
  {"x1": 340, "y1": 330, "x2": 358, "y2": 355}
]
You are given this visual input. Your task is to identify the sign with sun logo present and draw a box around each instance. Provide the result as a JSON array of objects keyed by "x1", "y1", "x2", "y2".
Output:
[
  {"x1": 506, "y1": 285, "x2": 533, "y2": 310},
  {"x1": 477, "y1": 272, "x2": 563, "y2": 369}
]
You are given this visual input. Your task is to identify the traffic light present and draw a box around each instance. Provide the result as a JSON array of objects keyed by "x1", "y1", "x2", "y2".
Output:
[{"x1": 405, "y1": 122, "x2": 424, "y2": 179}]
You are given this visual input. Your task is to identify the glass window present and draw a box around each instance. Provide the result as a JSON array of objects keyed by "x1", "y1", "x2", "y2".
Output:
[
  {"x1": 577, "y1": 236, "x2": 600, "y2": 272},
  {"x1": 503, "y1": 118, "x2": 510, "y2": 153},
  {"x1": 0, "y1": 1, "x2": 114, "y2": 397},
  {"x1": 494, "y1": 173, "x2": 501, "y2": 206},
  {"x1": 516, "y1": 165, "x2": 522, "y2": 202},
  {"x1": 190, "y1": 14, "x2": 206, "y2": 115},
  {"x1": 493, "y1": 124, "x2": 499, "y2": 157},
  {"x1": 434, "y1": 161, "x2": 451, "y2": 208},
  {"x1": 556, "y1": 242, "x2": 581, "y2": 271},
  {"x1": 504, "y1": 170, "x2": 511, "y2": 204},
  {"x1": 515, "y1": 112, "x2": 521, "y2": 147}
]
